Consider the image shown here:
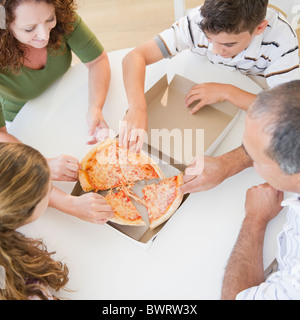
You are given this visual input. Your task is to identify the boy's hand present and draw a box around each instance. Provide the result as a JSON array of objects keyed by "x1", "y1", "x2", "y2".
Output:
[
  {"x1": 185, "y1": 82, "x2": 228, "y2": 114},
  {"x1": 119, "y1": 107, "x2": 148, "y2": 153}
]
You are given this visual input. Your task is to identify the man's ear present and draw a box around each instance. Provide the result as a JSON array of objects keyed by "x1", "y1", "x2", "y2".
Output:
[{"x1": 254, "y1": 20, "x2": 268, "y2": 36}]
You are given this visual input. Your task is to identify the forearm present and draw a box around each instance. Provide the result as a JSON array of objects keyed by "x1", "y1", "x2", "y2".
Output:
[
  {"x1": 48, "y1": 186, "x2": 78, "y2": 218},
  {"x1": 221, "y1": 217, "x2": 267, "y2": 300},
  {"x1": 87, "y1": 51, "x2": 111, "y2": 113},
  {"x1": 49, "y1": 186, "x2": 114, "y2": 224},
  {"x1": 122, "y1": 50, "x2": 148, "y2": 111},
  {"x1": 218, "y1": 145, "x2": 253, "y2": 180},
  {"x1": 122, "y1": 39, "x2": 164, "y2": 111},
  {"x1": 224, "y1": 85, "x2": 257, "y2": 111}
]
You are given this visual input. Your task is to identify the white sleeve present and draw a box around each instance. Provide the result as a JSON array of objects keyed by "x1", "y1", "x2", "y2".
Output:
[
  {"x1": 154, "y1": 6, "x2": 204, "y2": 58},
  {"x1": 236, "y1": 270, "x2": 300, "y2": 300}
]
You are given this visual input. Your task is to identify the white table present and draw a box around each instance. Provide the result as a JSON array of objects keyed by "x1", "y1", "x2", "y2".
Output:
[{"x1": 9, "y1": 49, "x2": 287, "y2": 300}]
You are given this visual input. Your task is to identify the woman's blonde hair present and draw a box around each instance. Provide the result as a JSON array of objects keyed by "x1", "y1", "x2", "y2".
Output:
[
  {"x1": 0, "y1": 0, "x2": 77, "y2": 72},
  {"x1": 0, "y1": 143, "x2": 69, "y2": 300}
]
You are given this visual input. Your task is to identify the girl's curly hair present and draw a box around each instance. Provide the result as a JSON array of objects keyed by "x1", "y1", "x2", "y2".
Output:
[{"x1": 0, "y1": 0, "x2": 77, "y2": 72}]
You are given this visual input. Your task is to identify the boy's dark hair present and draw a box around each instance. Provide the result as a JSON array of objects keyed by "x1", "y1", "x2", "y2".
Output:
[{"x1": 200, "y1": 0, "x2": 268, "y2": 34}]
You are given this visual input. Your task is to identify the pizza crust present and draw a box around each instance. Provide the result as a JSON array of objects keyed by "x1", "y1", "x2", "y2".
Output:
[
  {"x1": 78, "y1": 169, "x2": 94, "y2": 192},
  {"x1": 109, "y1": 215, "x2": 146, "y2": 226},
  {"x1": 80, "y1": 138, "x2": 112, "y2": 169},
  {"x1": 79, "y1": 139, "x2": 114, "y2": 191}
]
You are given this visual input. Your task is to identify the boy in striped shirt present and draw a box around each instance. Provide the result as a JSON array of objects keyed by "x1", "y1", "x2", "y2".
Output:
[{"x1": 121, "y1": 0, "x2": 300, "y2": 194}]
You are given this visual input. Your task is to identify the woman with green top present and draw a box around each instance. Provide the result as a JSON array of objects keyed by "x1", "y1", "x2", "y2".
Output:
[{"x1": 0, "y1": 0, "x2": 114, "y2": 224}]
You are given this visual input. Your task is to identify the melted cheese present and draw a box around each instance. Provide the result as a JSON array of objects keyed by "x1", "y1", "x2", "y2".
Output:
[
  {"x1": 105, "y1": 190, "x2": 142, "y2": 221},
  {"x1": 143, "y1": 176, "x2": 177, "y2": 221}
]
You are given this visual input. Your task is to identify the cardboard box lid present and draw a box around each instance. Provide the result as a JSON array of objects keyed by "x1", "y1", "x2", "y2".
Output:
[{"x1": 145, "y1": 74, "x2": 240, "y2": 165}]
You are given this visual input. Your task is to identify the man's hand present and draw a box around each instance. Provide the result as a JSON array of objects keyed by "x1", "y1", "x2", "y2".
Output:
[
  {"x1": 47, "y1": 155, "x2": 79, "y2": 182},
  {"x1": 180, "y1": 146, "x2": 253, "y2": 194},
  {"x1": 180, "y1": 155, "x2": 227, "y2": 194},
  {"x1": 245, "y1": 183, "x2": 284, "y2": 227}
]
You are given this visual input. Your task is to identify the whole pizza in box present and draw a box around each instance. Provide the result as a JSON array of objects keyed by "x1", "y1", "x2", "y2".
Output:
[{"x1": 78, "y1": 138, "x2": 183, "y2": 229}]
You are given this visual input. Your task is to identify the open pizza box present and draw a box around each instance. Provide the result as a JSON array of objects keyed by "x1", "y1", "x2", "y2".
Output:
[{"x1": 71, "y1": 73, "x2": 240, "y2": 249}]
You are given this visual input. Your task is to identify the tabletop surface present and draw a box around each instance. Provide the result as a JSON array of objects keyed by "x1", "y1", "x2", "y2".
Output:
[{"x1": 9, "y1": 49, "x2": 288, "y2": 300}]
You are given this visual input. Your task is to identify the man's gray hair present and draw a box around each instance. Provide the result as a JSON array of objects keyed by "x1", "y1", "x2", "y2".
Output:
[{"x1": 248, "y1": 80, "x2": 300, "y2": 175}]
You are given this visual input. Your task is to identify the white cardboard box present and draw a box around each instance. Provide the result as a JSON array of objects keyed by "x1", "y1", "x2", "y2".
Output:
[{"x1": 72, "y1": 73, "x2": 240, "y2": 249}]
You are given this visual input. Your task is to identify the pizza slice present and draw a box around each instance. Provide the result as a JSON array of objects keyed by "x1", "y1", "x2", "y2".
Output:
[
  {"x1": 79, "y1": 138, "x2": 164, "y2": 192},
  {"x1": 118, "y1": 146, "x2": 164, "y2": 183},
  {"x1": 105, "y1": 189, "x2": 146, "y2": 226},
  {"x1": 79, "y1": 139, "x2": 126, "y2": 192},
  {"x1": 142, "y1": 173, "x2": 184, "y2": 230}
]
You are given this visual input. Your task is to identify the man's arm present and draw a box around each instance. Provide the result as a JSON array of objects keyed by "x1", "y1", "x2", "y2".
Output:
[
  {"x1": 221, "y1": 215, "x2": 267, "y2": 300},
  {"x1": 180, "y1": 145, "x2": 253, "y2": 194},
  {"x1": 221, "y1": 183, "x2": 284, "y2": 300}
]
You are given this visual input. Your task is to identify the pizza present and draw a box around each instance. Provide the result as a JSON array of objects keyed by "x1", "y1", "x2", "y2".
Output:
[
  {"x1": 79, "y1": 139, "x2": 123, "y2": 191},
  {"x1": 79, "y1": 138, "x2": 184, "y2": 229},
  {"x1": 78, "y1": 138, "x2": 164, "y2": 192},
  {"x1": 118, "y1": 147, "x2": 161, "y2": 183},
  {"x1": 141, "y1": 173, "x2": 184, "y2": 230},
  {"x1": 104, "y1": 189, "x2": 145, "y2": 226}
]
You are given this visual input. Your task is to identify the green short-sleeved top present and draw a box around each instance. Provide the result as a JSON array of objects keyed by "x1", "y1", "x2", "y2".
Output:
[{"x1": 0, "y1": 13, "x2": 104, "y2": 127}]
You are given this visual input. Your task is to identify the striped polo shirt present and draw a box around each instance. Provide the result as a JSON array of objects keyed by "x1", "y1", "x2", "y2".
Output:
[
  {"x1": 236, "y1": 195, "x2": 300, "y2": 300},
  {"x1": 154, "y1": 6, "x2": 300, "y2": 88}
]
